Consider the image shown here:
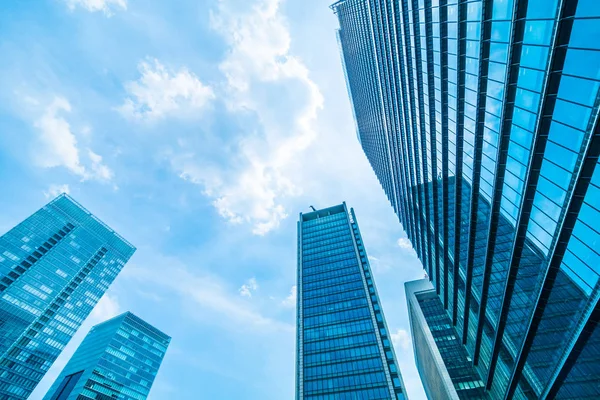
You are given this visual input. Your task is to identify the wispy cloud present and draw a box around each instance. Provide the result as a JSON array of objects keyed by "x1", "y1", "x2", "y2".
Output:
[
  {"x1": 239, "y1": 277, "x2": 258, "y2": 298},
  {"x1": 44, "y1": 184, "x2": 70, "y2": 199},
  {"x1": 33, "y1": 97, "x2": 113, "y2": 182},
  {"x1": 64, "y1": 0, "x2": 127, "y2": 16},
  {"x1": 90, "y1": 293, "x2": 121, "y2": 321},
  {"x1": 281, "y1": 285, "x2": 296, "y2": 307},
  {"x1": 391, "y1": 328, "x2": 411, "y2": 351},
  {"x1": 172, "y1": 0, "x2": 324, "y2": 235},
  {"x1": 397, "y1": 238, "x2": 413, "y2": 250},
  {"x1": 119, "y1": 58, "x2": 215, "y2": 121},
  {"x1": 123, "y1": 257, "x2": 291, "y2": 332}
]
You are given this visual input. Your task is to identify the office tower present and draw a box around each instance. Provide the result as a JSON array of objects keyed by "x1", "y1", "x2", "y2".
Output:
[
  {"x1": 406, "y1": 279, "x2": 484, "y2": 399},
  {"x1": 43, "y1": 312, "x2": 170, "y2": 400},
  {"x1": 0, "y1": 194, "x2": 135, "y2": 399},
  {"x1": 296, "y1": 203, "x2": 406, "y2": 399},
  {"x1": 334, "y1": 0, "x2": 600, "y2": 398}
]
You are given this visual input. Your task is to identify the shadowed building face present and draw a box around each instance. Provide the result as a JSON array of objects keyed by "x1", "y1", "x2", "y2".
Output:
[{"x1": 333, "y1": 0, "x2": 600, "y2": 398}]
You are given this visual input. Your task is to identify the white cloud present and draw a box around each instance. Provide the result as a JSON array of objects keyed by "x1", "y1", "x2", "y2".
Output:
[
  {"x1": 90, "y1": 293, "x2": 121, "y2": 321},
  {"x1": 64, "y1": 0, "x2": 127, "y2": 16},
  {"x1": 119, "y1": 58, "x2": 215, "y2": 121},
  {"x1": 44, "y1": 184, "x2": 70, "y2": 199},
  {"x1": 239, "y1": 277, "x2": 259, "y2": 298},
  {"x1": 281, "y1": 285, "x2": 296, "y2": 307},
  {"x1": 172, "y1": 0, "x2": 324, "y2": 235},
  {"x1": 33, "y1": 97, "x2": 113, "y2": 182},
  {"x1": 391, "y1": 328, "x2": 411, "y2": 351},
  {"x1": 88, "y1": 150, "x2": 113, "y2": 181},
  {"x1": 123, "y1": 262, "x2": 290, "y2": 332},
  {"x1": 35, "y1": 97, "x2": 85, "y2": 176},
  {"x1": 368, "y1": 255, "x2": 392, "y2": 274},
  {"x1": 397, "y1": 238, "x2": 413, "y2": 250}
]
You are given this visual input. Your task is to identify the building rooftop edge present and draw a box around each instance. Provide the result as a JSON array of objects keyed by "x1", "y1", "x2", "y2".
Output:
[
  {"x1": 50, "y1": 193, "x2": 136, "y2": 251},
  {"x1": 300, "y1": 203, "x2": 347, "y2": 221},
  {"x1": 91, "y1": 311, "x2": 171, "y2": 339}
]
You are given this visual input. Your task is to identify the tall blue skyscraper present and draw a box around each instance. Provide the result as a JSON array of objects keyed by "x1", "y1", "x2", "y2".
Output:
[
  {"x1": 0, "y1": 194, "x2": 135, "y2": 399},
  {"x1": 296, "y1": 203, "x2": 406, "y2": 399},
  {"x1": 43, "y1": 312, "x2": 170, "y2": 400},
  {"x1": 334, "y1": 0, "x2": 600, "y2": 398}
]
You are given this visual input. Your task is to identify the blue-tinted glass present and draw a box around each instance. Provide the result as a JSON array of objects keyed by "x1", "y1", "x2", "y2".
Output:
[
  {"x1": 467, "y1": 2, "x2": 482, "y2": 21},
  {"x1": 488, "y1": 79, "x2": 505, "y2": 100},
  {"x1": 511, "y1": 125, "x2": 534, "y2": 148},
  {"x1": 576, "y1": 0, "x2": 600, "y2": 17},
  {"x1": 297, "y1": 206, "x2": 404, "y2": 399},
  {"x1": 544, "y1": 141, "x2": 579, "y2": 172},
  {"x1": 490, "y1": 42, "x2": 509, "y2": 63},
  {"x1": 563, "y1": 49, "x2": 600, "y2": 80},
  {"x1": 540, "y1": 160, "x2": 572, "y2": 188},
  {"x1": 520, "y1": 45, "x2": 549, "y2": 70},
  {"x1": 548, "y1": 120, "x2": 585, "y2": 151},
  {"x1": 569, "y1": 19, "x2": 600, "y2": 50},
  {"x1": 514, "y1": 88, "x2": 540, "y2": 112},
  {"x1": 466, "y1": 40, "x2": 480, "y2": 58},
  {"x1": 0, "y1": 195, "x2": 136, "y2": 400},
  {"x1": 467, "y1": 23, "x2": 481, "y2": 40},
  {"x1": 537, "y1": 176, "x2": 566, "y2": 206},
  {"x1": 333, "y1": 0, "x2": 600, "y2": 397},
  {"x1": 517, "y1": 67, "x2": 545, "y2": 91},
  {"x1": 523, "y1": 21, "x2": 554, "y2": 45},
  {"x1": 552, "y1": 99, "x2": 592, "y2": 131},
  {"x1": 448, "y1": 22, "x2": 458, "y2": 38},
  {"x1": 43, "y1": 313, "x2": 170, "y2": 400},
  {"x1": 513, "y1": 107, "x2": 537, "y2": 131},
  {"x1": 526, "y1": 0, "x2": 558, "y2": 19},
  {"x1": 557, "y1": 75, "x2": 600, "y2": 106},
  {"x1": 493, "y1": 0, "x2": 513, "y2": 20},
  {"x1": 491, "y1": 21, "x2": 511, "y2": 42},
  {"x1": 489, "y1": 61, "x2": 507, "y2": 82}
]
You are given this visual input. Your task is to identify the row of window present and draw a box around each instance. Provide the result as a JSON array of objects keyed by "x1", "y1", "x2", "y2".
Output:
[
  {"x1": 304, "y1": 371, "x2": 387, "y2": 394},
  {"x1": 304, "y1": 345, "x2": 380, "y2": 366}
]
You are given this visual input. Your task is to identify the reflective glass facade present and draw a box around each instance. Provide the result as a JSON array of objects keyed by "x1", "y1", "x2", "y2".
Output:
[
  {"x1": 297, "y1": 204, "x2": 406, "y2": 399},
  {"x1": 406, "y1": 279, "x2": 484, "y2": 399},
  {"x1": 0, "y1": 195, "x2": 135, "y2": 399},
  {"x1": 334, "y1": 0, "x2": 600, "y2": 398},
  {"x1": 43, "y1": 312, "x2": 170, "y2": 400}
]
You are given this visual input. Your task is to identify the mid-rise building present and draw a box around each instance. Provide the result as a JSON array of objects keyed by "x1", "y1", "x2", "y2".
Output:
[
  {"x1": 333, "y1": 0, "x2": 600, "y2": 398},
  {"x1": 0, "y1": 194, "x2": 135, "y2": 398},
  {"x1": 406, "y1": 279, "x2": 484, "y2": 400},
  {"x1": 296, "y1": 203, "x2": 406, "y2": 399},
  {"x1": 43, "y1": 312, "x2": 170, "y2": 400}
]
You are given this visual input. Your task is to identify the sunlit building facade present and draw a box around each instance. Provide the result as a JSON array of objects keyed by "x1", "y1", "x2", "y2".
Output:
[
  {"x1": 43, "y1": 312, "x2": 170, "y2": 400},
  {"x1": 296, "y1": 204, "x2": 406, "y2": 399},
  {"x1": 0, "y1": 194, "x2": 135, "y2": 399},
  {"x1": 334, "y1": 0, "x2": 600, "y2": 398}
]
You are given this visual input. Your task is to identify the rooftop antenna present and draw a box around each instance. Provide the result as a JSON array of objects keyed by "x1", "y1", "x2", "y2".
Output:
[{"x1": 309, "y1": 205, "x2": 317, "y2": 212}]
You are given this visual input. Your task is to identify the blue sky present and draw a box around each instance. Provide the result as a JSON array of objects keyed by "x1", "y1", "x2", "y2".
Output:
[{"x1": 0, "y1": 0, "x2": 426, "y2": 398}]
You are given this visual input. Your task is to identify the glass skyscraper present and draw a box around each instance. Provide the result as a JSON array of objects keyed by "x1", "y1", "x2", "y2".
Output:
[
  {"x1": 43, "y1": 312, "x2": 170, "y2": 400},
  {"x1": 0, "y1": 194, "x2": 135, "y2": 399},
  {"x1": 296, "y1": 203, "x2": 406, "y2": 399},
  {"x1": 334, "y1": 0, "x2": 600, "y2": 398},
  {"x1": 406, "y1": 279, "x2": 485, "y2": 399}
]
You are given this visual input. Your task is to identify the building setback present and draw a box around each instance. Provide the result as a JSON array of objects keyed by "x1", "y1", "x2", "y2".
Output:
[
  {"x1": 0, "y1": 194, "x2": 135, "y2": 399},
  {"x1": 43, "y1": 312, "x2": 170, "y2": 400},
  {"x1": 333, "y1": 0, "x2": 600, "y2": 398},
  {"x1": 296, "y1": 203, "x2": 406, "y2": 399}
]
